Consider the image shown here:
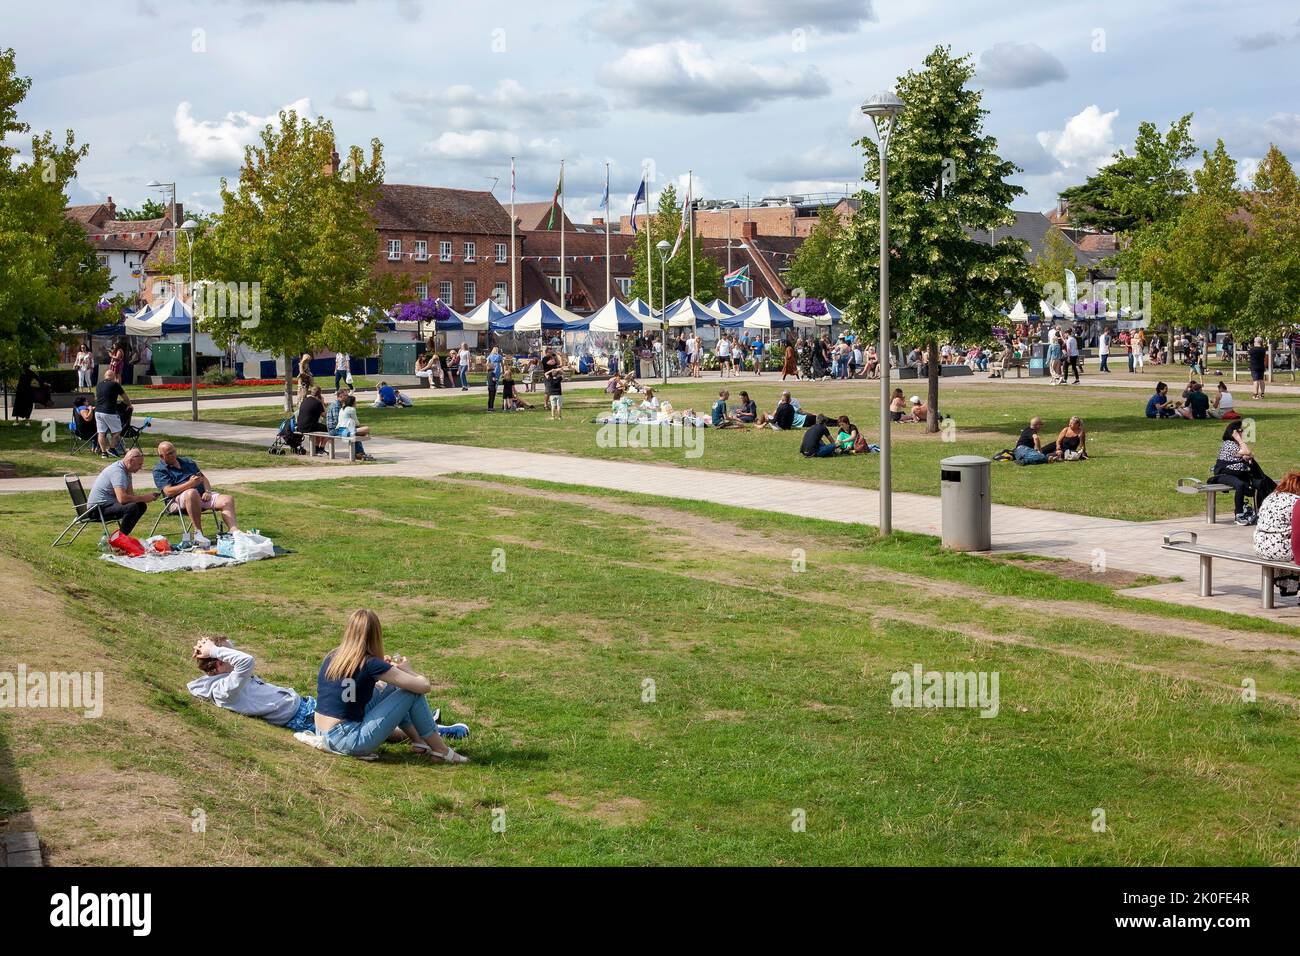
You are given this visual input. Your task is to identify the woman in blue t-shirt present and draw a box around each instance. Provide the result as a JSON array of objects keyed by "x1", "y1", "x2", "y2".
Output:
[{"x1": 314, "y1": 610, "x2": 468, "y2": 763}]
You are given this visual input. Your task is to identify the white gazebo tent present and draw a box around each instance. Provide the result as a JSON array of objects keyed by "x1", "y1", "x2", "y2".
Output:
[
  {"x1": 587, "y1": 298, "x2": 661, "y2": 333},
  {"x1": 664, "y1": 297, "x2": 723, "y2": 327},
  {"x1": 721, "y1": 297, "x2": 816, "y2": 330}
]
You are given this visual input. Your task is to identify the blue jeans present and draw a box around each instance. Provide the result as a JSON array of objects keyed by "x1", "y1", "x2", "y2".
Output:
[
  {"x1": 458, "y1": 367, "x2": 469, "y2": 389},
  {"x1": 323, "y1": 684, "x2": 438, "y2": 756},
  {"x1": 334, "y1": 369, "x2": 347, "y2": 390},
  {"x1": 332, "y1": 427, "x2": 364, "y2": 455}
]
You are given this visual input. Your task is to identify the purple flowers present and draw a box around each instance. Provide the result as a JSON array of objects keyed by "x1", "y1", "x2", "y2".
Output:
[
  {"x1": 392, "y1": 298, "x2": 452, "y2": 324},
  {"x1": 786, "y1": 296, "x2": 827, "y2": 316}
]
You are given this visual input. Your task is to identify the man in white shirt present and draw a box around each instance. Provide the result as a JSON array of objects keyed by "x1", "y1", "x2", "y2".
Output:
[
  {"x1": 1065, "y1": 332, "x2": 1081, "y2": 384},
  {"x1": 1098, "y1": 330, "x2": 1111, "y2": 373},
  {"x1": 716, "y1": 335, "x2": 731, "y2": 378},
  {"x1": 334, "y1": 351, "x2": 350, "y2": 391}
]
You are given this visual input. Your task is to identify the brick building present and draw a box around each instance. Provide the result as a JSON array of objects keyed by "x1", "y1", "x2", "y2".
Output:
[
  {"x1": 64, "y1": 197, "x2": 181, "y2": 308},
  {"x1": 370, "y1": 182, "x2": 520, "y2": 312},
  {"x1": 518, "y1": 227, "x2": 635, "y2": 313},
  {"x1": 619, "y1": 196, "x2": 858, "y2": 239}
]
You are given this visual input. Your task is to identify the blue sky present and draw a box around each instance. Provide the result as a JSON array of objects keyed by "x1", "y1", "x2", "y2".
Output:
[{"x1": 6, "y1": 0, "x2": 1299, "y2": 221}]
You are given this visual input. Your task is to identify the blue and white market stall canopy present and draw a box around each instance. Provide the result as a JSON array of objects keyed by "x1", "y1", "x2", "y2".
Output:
[
  {"x1": 492, "y1": 300, "x2": 587, "y2": 332},
  {"x1": 720, "y1": 297, "x2": 815, "y2": 330},
  {"x1": 587, "y1": 298, "x2": 661, "y2": 333}
]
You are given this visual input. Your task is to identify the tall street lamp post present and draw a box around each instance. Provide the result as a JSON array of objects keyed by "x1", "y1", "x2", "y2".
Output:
[
  {"x1": 180, "y1": 219, "x2": 199, "y2": 421},
  {"x1": 657, "y1": 239, "x2": 670, "y2": 385},
  {"x1": 861, "y1": 90, "x2": 904, "y2": 536}
]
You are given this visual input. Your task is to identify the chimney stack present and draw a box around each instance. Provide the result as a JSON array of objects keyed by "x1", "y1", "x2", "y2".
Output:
[
  {"x1": 106, "y1": 195, "x2": 117, "y2": 219},
  {"x1": 173, "y1": 202, "x2": 184, "y2": 225},
  {"x1": 740, "y1": 220, "x2": 758, "y2": 239},
  {"x1": 323, "y1": 150, "x2": 340, "y2": 177},
  {"x1": 592, "y1": 217, "x2": 604, "y2": 227}
]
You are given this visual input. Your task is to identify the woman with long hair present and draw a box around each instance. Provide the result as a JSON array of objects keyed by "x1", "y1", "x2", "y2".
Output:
[{"x1": 313, "y1": 609, "x2": 468, "y2": 763}]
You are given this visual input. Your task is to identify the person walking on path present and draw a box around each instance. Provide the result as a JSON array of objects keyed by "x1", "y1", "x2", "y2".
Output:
[
  {"x1": 1098, "y1": 329, "x2": 1110, "y2": 373},
  {"x1": 334, "y1": 351, "x2": 350, "y2": 391},
  {"x1": 1249, "y1": 337, "x2": 1269, "y2": 399}
]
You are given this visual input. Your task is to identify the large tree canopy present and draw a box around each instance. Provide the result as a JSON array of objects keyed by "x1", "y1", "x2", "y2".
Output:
[
  {"x1": 0, "y1": 48, "x2": 108, "y2": 382},
  {"x1": 838, "y1": 44, "x2": 1033, "y2": 431},
  {"x1": 186, "y1": 110, "x2": 405, "y2": 411}
]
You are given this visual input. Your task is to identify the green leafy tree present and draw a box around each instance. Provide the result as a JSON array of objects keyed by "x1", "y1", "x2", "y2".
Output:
[
  {"x1": 837, "y1": 45, "x2": 1034, "y2": 432},
  {"x1": 1118, "y1": 141, "x2": 1250, "y2": 354},
  {"x1": 1239, "y1": 145, "x2": 1300, "y2": 343},
  {"x1": 786, "y1": 206, "x2": 855, "y2": 305},
  {"x1": 117, "y1": 198, "x2": 168, "y2": 221},
  {"x1": 627, "y1": 183, "x2": 723, "y2": 309},
  {"x1": 1028, "y1": 228, "x2": 1081, "y2": 305},
  {"x1": 188, "y1": 110, "x2": 405, "y2": 412},
  {"x1": 1059, "y1": 115, "x2": 1197, "y2": 234},
  {"x1": 0, "y1": 48, "x2": 109, "y2": 389}
]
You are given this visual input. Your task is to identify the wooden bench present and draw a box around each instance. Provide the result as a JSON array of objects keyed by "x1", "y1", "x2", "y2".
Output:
[
  {"x1": 306, "y1": 433, "x2": 366, "y2": 462},
  {"x1": 1175, "y1": 477, "x2": 1233, "y2": 524},
  {"x1": 990, "y1": 357, "x2": 1025, "y2": 378},
  {"x1": 1162, "y1": 530, "x2": 1300, "y2": 609}
]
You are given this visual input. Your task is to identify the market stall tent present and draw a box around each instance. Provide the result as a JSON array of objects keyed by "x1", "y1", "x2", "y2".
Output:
[
  {"x1": 587, "y1": 298, "x2": 661, "y2": 333},
  {"x1": 720, "y1": 297, "x2": 816, "y2": 330},
  {"x1": 492, "y1": 300, "x2": 588, "y2": 332},
  {"x1": 664, "y1": 297, "x2": 723, "y2": 327}
]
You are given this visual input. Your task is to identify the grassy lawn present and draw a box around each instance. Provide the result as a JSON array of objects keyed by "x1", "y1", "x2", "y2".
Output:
[
  {"x1": 0, "y1": 420, "x2": 305, "y2": 479},
  {"x1": 165, "y1": 377, "x2": 1300, "y2": 521},
  {"x1": 1, "y1": 475, "x2": 1297, "y2": 865}
]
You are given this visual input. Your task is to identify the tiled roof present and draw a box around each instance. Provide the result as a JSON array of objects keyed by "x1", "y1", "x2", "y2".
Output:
[
  {"x1": 373, "y1": 183, "x2": 512, "y2": 235},
  {"x1": 965, "y1": 211, "x2": 1094, "y2": 267},
  {"x1": 513, "y1": 200, "x2": 572, "y2": 232},
  {"x1": 520, "y1": 229, "x2": 634, "y2": 312}
]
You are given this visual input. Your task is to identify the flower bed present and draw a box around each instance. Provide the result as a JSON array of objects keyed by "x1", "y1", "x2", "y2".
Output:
[{"x1": 142, "y1": 379, "x2": 285, "y2": 390}]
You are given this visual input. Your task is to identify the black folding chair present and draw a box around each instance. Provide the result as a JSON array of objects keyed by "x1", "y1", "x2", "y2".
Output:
[
  {"x1": 67, "y1": 414, "x2": 99, "y2": 454},
  {"x1": 51, "y1": 474, "x2": 116, "y2": 547},
  {"x1": 147, "y1": 490, "x2": 228, "y2": 539},
  {"x1": 118, "y1": 415, "x2": 154, "y2": 452}
]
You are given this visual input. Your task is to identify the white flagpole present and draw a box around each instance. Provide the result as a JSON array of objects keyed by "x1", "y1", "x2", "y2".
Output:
[
  {"x1": 510, "y1": 156, "x2": 517, "y2": 310},
  {"x1": 605, "y1": 162, "x2": 612, "y2": 304},
  {"x1": 645, "y1": 176, "x2": 653, "y2": 318},
  {"x1": 688, "y1": 169, "x2": 695, "y2": 300},
  {"x1": 558, "y1": 159, "x2": 565, "y2": 311},
  {"x1": 726, "y1": 209, "x2": 732, "y2": 308}
]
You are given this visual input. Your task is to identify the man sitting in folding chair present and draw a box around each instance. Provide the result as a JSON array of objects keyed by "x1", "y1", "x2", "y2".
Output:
[
  {"x1": 84, "y1": 448, "x2": 158, "y2": 539},
  {"x1": 150, "y1": 441, "x2": 239, "y2": 548}
]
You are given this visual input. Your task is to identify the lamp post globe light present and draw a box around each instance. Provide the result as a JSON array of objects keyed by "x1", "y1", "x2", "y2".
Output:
[
  {"x1": 180, "y1": 218, "x2": 200, "y2": 421},
  {"x1": 656, "y1": 239, "x2": 671, "y2": 385},
  {"x1": 860, "y1": 90, "x2": 903, "y2": 536}
]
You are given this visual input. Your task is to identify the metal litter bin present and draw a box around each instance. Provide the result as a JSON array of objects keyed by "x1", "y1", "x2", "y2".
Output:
[{"x1": 940, "y1": 455, "x2": 991, "y2": 551}]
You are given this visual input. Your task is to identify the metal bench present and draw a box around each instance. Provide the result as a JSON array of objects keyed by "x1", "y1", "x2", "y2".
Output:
[
  {"x1": 1162, "y1": 530, "x2": 1300, "y2": 609},
  {"x1": 1175, "y1": 477, "x2": 1233, "y2": 524}
]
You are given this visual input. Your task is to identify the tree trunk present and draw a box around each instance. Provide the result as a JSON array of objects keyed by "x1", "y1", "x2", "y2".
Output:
[
  {"x1": 926, "y1": 339, "x2": 940, "y2": 434},
  {"x1": 283, "y1": 351, "x2": 294, "y2": 416}
]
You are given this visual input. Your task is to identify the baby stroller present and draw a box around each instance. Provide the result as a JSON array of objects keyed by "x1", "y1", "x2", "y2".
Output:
[{"x1": 268, "y1": 417, "x2": 306, "y2": 455}]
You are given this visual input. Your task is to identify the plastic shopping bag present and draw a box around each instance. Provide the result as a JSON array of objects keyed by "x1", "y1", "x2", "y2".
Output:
[
  {"x1": 231, "y1": 530, "x2": 275, "y2": 562},
  {"x1": 108, "y1": 530, "x2": 147, "y2": 557}
]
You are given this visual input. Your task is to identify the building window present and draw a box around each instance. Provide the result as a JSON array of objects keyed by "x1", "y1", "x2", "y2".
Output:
[
  {"x1": 464, "y1": 241, "x2": 476, "y2": 261},
  {"x1": 388, "y1": 239, "x2": 401, "y2": 261},
  {"x1": 153, "y1": 280, "x2": 170, "y2": 298},
  {"x1": 439, "y1": 280, "x2": 453, "y2": 303},
  {"x1": 414, "y1": 240, "x2": 428, "y2": 261},
  {"x1": 439, "y1": 241, "x2": 452, "y2": 262},
  {"x1": 495, "y1": 242, "x2": 507, "y2": 263},
  {"x1": 547, "y1": 276, "x2": 572, "y2": 295},
  {"x1": 416, "y1": 282, "x2": 428, "y2": 300},
  {"x1": 96, "y1": 254, "x2": 108, "y2": 268},
  {"x1": 616, "y1": 277, "x2": 632, "y2": 296},
  {"x1": 463, "y1": 280, "x2": 477, "y2": 307},
  {"x1": 493, "y1": 281, "x2": 508, "y2": 305}
]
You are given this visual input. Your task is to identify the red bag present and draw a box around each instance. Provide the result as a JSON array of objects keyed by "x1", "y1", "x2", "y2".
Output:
[
  {"x1": 108, "y1": 531, "x2": 147, "y2": 557},
  {"x1": 151, "y1": 538, "x2": 172, "y2": 554}
]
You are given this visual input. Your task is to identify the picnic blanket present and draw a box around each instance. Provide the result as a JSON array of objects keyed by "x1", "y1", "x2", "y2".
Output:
[{"x1": 98, "y1": 535, "x2": 287, "y2": 573}]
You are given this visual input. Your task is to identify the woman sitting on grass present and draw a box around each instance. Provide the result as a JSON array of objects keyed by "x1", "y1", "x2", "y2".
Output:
[
  {"x1": 835, "y1": 416, "x2": 870, "y2": 453},
  {"x1": 1043, "y1": 416, "x2": 1087, "y2": 461},
  {"x1": 888, "y1": 388, "x2": 909, "y2": 423},
  {"x1": 312, "y1": 609, "x2": 468, "y2": 764}
]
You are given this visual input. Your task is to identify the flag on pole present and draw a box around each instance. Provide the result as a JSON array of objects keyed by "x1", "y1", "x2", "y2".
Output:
[
  {"x1": 601, "y1": 169, "x2": 610, "y2": 211},
  {"x1": 669, "y1": 181, "x2": 691, "y2": 259},
  {"x1": 629, "y1": 178, "x2": 646, "y2": 234},
  {"x1": 723, "y1": 265, "x2": 749, "y2": 288},
  {"x1": 546, "y1": 164, "x2": 564, "y2": 229}
]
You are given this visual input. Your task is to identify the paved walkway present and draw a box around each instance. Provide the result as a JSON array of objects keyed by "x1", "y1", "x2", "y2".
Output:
[{"x1": 6, "y1": 411, "x2": 1294, "y2": 624}]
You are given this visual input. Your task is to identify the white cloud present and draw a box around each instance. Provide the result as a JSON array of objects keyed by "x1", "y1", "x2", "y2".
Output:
[
  {"x1": 591, "y1": 0, "x2": 874, "y2": 44},
  {"x1": 395, "y1": 79, "x2": 607, "y2": 130},
  {"x1": 1194, "y1": 110, "x2": 1300, "y2": 156},
  {"x1": 333, "y1": 89, "x2": 375, "y2": 112},
  {"x1": 977, "y1": 42, "x2": 1067, "y2": 89},
  {"x1": 599, "y1": 41, "x2": 830, "y2": 113},
  {"x1": 1036, "y1": 105, "x2": 1119, "y2": 172},
  {"x1": 173, "y1": 98, "x2": 313, "y2": 174},
  {"x1": 419, "y1": 130, "x2": 564, "y2": 164}
]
